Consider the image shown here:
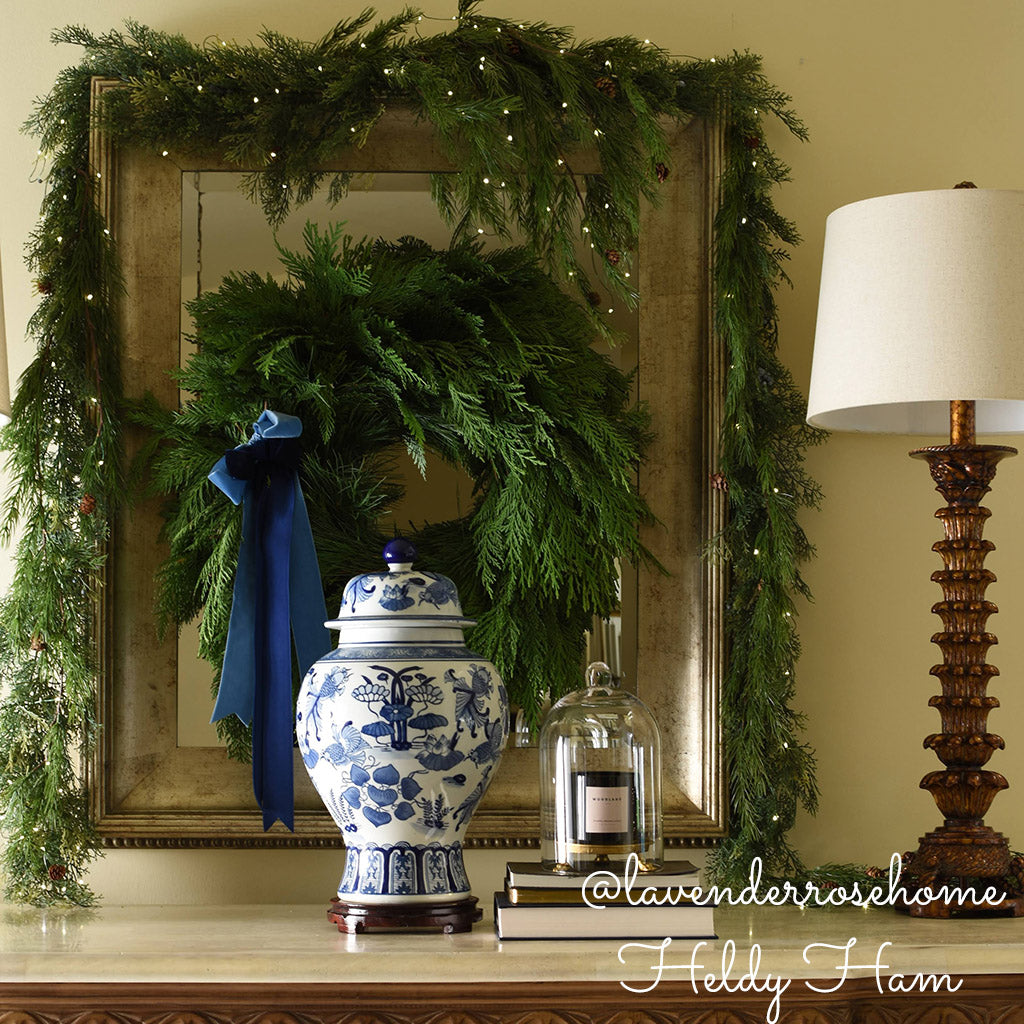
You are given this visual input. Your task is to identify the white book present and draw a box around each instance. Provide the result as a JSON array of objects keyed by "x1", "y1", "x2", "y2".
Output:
[{"x1": 493, "y1": 892, "x2": 716, "y2": 940}]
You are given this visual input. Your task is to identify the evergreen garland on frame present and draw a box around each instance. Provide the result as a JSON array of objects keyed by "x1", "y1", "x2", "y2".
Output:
[{"x1": 1, "y1": 2, "x2": 820, "y2": 904}]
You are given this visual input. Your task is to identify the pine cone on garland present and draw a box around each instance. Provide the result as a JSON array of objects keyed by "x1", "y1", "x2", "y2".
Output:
[
  {"x1": 604, "y1": 249, "x2": 621, "y2": 266},
  {"x1": 865, "y1": 865, "x2": 886, "y2": 879},
  {"x1": 595, "y1": 76, "x2": 617, "y2": 98},
  {"x1": 30, "y1": 635, "x2": 47, "y2": 652},
  {"x1": 1007, "y1": 854, "x2": 1024, "y2": 895},
  {"x1": 709, "y1": 472, "x2": 728, "y2": 492},
  {"x1": 745, "y1": 135, "x2": 761, "y2": 150},
  {"x1": 586, "y1": 291, "x2": 602, "y2": 308},
  {"x1": 48, "y1": 864, "x2": 67, "y2": 882},
  {"x1": 505, "y1": 38, "x2": 522, "y2": 56},
  {"x1": 655, "y1": 162, "x2": 669, "y2": 183},
  {"x1": 79, "y1": 493, "x2": 97, "y2": 515},
  {"x1": 35, "y1": 278, "x2": 54, "y2": 295}
]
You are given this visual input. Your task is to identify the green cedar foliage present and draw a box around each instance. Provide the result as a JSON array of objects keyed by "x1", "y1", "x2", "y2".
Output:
[
  {"x1": 3, "y1": 4, "x2": 819, "y2": 904},
  {"x1": 135, "y1": 229, "x2": 652, "y2": 755}
]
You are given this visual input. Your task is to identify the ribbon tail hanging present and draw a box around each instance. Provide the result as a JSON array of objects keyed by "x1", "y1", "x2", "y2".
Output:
[
  {"x1": 251, "y1": 466, "x2": 297, "y2": 832},
  {"x1": 211, "y1": 499, "x2": 257, "y2": 725},
  {"x1": 208, "y1": 410, "x2": 330, "y2": 833}
]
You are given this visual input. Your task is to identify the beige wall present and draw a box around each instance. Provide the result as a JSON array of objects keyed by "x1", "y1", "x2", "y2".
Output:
[{"x1": 2, "y1": 0, "x2": 1024, "y2": 902}]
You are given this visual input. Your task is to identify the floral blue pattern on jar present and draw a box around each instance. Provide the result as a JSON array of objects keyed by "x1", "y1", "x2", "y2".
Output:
[{"x1": 297, "y1": 541, "x2": 508, "y2": 905}]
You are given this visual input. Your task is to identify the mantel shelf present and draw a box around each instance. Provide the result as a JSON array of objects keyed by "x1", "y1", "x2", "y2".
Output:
[
  {"x1": 2, "y1": 899, "x2": 1023, "y2": 981},
  {"x1": 2, "y1": 901, "x2": 1023, "y2": 1023}
]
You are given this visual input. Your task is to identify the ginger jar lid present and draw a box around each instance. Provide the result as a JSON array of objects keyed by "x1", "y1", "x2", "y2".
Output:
[{"x1": 326, "y1": 538, "x2": 475, "y2": 631}]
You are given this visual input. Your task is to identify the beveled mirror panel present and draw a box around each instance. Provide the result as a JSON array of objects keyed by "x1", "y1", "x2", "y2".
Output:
[
  {"x1": 174, "y1": 171, "x2": 640, "y2": 747},
  {"x1": 88, "y1": 78, "x2": 726, "y2": 847}
]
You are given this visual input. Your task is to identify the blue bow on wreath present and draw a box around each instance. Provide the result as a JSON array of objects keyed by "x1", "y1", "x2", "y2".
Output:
[{"x1": 209, "y1": 410, "x2": 330, "y2": 831}]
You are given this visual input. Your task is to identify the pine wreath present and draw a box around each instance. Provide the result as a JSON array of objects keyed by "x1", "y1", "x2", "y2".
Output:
[{"x1": 136, "y1": 228, "x2": 652, "y2": 757}]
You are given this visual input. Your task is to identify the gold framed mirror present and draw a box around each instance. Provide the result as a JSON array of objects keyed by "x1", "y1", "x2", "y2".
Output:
[{"x1": 87, "y1": 78, "x2": 726, "y2": 849}]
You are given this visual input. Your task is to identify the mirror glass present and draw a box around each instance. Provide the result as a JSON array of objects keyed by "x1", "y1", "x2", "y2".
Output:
[{"x1": 91, "y1": 81, "x2": 725, "y2": 847}]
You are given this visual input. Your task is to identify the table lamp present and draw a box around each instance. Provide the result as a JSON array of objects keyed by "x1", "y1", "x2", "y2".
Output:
[{"x1": 807, "y1": 185, "x2": 1024, "y2": 917}]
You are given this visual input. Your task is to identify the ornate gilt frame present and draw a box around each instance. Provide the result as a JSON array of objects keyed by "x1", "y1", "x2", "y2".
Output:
[{"x1": 87, "y1": 77, "x2": 726, "y2": 848}]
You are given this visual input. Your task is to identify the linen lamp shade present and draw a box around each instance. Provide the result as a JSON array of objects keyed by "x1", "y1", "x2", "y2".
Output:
[{"x1": 806, "y1": 188, "x2": 1024, "y2": 435}]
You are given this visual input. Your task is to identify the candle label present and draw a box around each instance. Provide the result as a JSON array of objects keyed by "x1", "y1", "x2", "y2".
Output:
[{"x1": 585, "y1": 785, "x2": 631, "y2": 833}]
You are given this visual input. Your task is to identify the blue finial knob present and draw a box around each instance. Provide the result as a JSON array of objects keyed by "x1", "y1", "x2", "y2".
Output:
[{"x1": 383, "y1": 537, "x2": 418, "y2": 570}]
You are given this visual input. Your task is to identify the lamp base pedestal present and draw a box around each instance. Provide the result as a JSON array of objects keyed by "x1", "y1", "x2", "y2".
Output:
[
  {"x1": 916, "y1": 822, "x2": 1010, "y2": 879},
  {"x1": 896, "y1": 888, "x2": 1024, "y2": 919},
  {"x1": 897, "y1": 825, "x2": 1024, "y2": 918},
  {"x1": 901, "y1": 441, "x2": 1024, "y2": 917}
]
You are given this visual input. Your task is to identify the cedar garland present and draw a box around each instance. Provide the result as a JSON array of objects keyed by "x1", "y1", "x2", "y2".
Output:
[{"x1": 1, "y1": 2, "x2": 818, "y2": 904}]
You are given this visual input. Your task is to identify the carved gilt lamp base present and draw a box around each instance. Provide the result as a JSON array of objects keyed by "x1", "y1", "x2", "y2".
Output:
[{"x1": 897, "y1": 402, "x2": 1024, "y2": 917}]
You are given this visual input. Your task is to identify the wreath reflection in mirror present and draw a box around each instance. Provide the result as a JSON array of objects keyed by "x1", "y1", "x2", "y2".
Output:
[{"x1": 136, "y1": 229, "x2": 652, "y2": 759}]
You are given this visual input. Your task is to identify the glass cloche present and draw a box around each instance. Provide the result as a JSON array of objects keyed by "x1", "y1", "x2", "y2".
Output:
[{"x1": 539, "y1": 661, "x2": 663, "y2": 873}]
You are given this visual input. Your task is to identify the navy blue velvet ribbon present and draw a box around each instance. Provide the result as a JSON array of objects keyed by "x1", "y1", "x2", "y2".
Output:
[{"x1": 209, "y1": 411, "x2": 330, "y2": 831}]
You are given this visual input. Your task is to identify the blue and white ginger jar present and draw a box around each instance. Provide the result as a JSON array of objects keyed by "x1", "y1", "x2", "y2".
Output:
[{"x1": 297, "y1": 539, "x2": 508, "y2": 907}]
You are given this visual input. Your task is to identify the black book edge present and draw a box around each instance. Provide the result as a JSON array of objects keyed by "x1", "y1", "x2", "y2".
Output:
[
  {"x1": 505, "y1": 885, "x2": 703, "y2": 907},
  {"x1": 505, "y1": 861, "x2": 700, "y2": 886},
  {"x1": 505, "y1": 859, "x2": 699, "y2": 876}
]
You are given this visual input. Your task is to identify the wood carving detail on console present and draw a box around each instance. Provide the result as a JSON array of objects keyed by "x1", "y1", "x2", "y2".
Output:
[
  {"x1": 0, "y1": 1011, "x2": 1021, "y2": 1024},
  {"x1": 1, "y1": 1012, "x2": 1020, "y2": 1024},
  {"x1": 3, "y1": 980, "x2": 1024, "y2": 1024}
]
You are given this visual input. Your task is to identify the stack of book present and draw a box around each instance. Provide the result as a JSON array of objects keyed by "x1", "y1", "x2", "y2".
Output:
[{"x1": 493, "y1": 858, "x2": 716, "y2": 940}]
